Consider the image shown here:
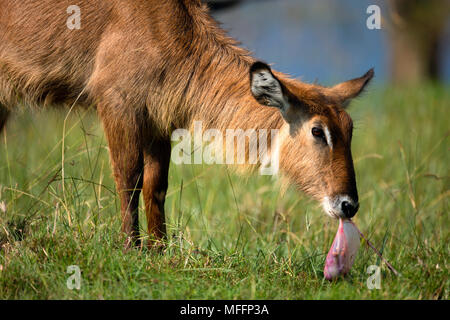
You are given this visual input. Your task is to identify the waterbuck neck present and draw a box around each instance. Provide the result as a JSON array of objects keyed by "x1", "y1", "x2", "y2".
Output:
[{"x1": 149, "y1": 3, "x2": 286, "y2": 136}]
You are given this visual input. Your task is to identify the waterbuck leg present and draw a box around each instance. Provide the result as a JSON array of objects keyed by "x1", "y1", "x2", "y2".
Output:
[
  {"x1": 142, "y1": 138, "x2": 171, "y2": 249},
  {"x1": 0, "y1": 104, "x2": 9, "y2": 132},
  {"x1": 99, "y1": 106, "x2": 144, "y2": 250}
]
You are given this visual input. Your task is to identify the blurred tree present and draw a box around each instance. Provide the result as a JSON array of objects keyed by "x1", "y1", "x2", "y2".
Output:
[{"x1": 387, "y1": 0, "x2": 450, "y2": 84}]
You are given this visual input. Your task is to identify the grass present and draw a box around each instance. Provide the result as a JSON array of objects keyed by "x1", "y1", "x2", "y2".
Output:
[{"x1": 0, "y1": 84, "x2": 448, "y2": 299}]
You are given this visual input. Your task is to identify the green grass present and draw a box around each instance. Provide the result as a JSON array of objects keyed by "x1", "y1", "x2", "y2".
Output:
[{"x1": 0, "y1": 85, "x2": 448, "y2": 299}]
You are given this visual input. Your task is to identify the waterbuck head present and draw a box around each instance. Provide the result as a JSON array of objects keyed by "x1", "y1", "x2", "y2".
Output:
[{"x1": 250, "y1": 62, "x2": 374, "y2": 219}]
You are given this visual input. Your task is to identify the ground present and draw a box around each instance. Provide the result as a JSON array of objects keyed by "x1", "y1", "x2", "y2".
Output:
[{"x1": 0, "y1": 85, "x2": 448, "y2": 299}]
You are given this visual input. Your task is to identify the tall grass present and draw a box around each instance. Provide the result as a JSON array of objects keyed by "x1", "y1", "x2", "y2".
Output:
[{"x1": 0, "y1": 85, "x2": 448, "y2": 299}]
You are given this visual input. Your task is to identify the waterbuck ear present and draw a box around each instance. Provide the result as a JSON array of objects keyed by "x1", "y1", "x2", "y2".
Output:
[
  {"x1": 250, "y1": 62, "x2": 289, "y2": 112},
  {"x1": 330, "y1": 68, "x2": 374, "y2": 107}
]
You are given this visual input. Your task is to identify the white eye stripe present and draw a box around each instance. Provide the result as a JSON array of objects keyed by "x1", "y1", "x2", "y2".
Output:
[{"x1": 323, "y1": 125, "x2": 333, "y2": 149}]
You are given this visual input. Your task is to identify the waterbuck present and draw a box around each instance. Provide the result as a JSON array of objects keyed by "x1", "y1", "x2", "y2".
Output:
[{"x1": 0, "y1": 0, "x2": 373, "y2": 249}]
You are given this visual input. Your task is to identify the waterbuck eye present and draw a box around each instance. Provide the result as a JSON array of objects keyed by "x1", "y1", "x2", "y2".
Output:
[{"x1": 312, "y1": 127, "x2": 325, "y2": 139}]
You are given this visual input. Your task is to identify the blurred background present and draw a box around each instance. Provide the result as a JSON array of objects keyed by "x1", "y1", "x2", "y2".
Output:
[
  {"x1": 0, "y1": 0, "x2": 448, "y2": 299},
  {"x1": 206, "y1": 0, "x2": 450, "y2": 85}
]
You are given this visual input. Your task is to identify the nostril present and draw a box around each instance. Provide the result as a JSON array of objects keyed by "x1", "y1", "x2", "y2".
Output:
[{"x1": 341, "y1": 201, "x2": 357, "y2": 218}]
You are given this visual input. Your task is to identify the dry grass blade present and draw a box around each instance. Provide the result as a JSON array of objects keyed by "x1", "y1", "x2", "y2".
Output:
[{"x1": 350, "y1": 220, "x2": 400, "y2": 276}]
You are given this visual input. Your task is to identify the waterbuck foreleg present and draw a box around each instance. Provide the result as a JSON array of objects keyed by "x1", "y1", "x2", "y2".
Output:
[
  {"x1": 0, "y1": 104, "x2": 9, "y2": 133},
  {"x1": 99, "y1": 105, "x2": 144, "y2": 250},
  {"x1": 142, "y1": 138, "x2": 171, "y2": 249}
]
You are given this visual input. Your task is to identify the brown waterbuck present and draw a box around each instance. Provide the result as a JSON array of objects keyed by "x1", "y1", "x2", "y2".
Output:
[{"x1": 0, "y1": 0, "x2": 373, "y2": 249}]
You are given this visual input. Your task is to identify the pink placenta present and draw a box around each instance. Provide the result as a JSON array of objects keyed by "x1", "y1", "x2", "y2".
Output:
[{"x1": 324, "y1": 218, "x2": 360, "y2": 280}]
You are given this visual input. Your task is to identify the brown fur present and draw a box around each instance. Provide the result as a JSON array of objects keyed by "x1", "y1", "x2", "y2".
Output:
[{"x1": 0, "y1": 0, "x2": 372, "y2": 248}]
